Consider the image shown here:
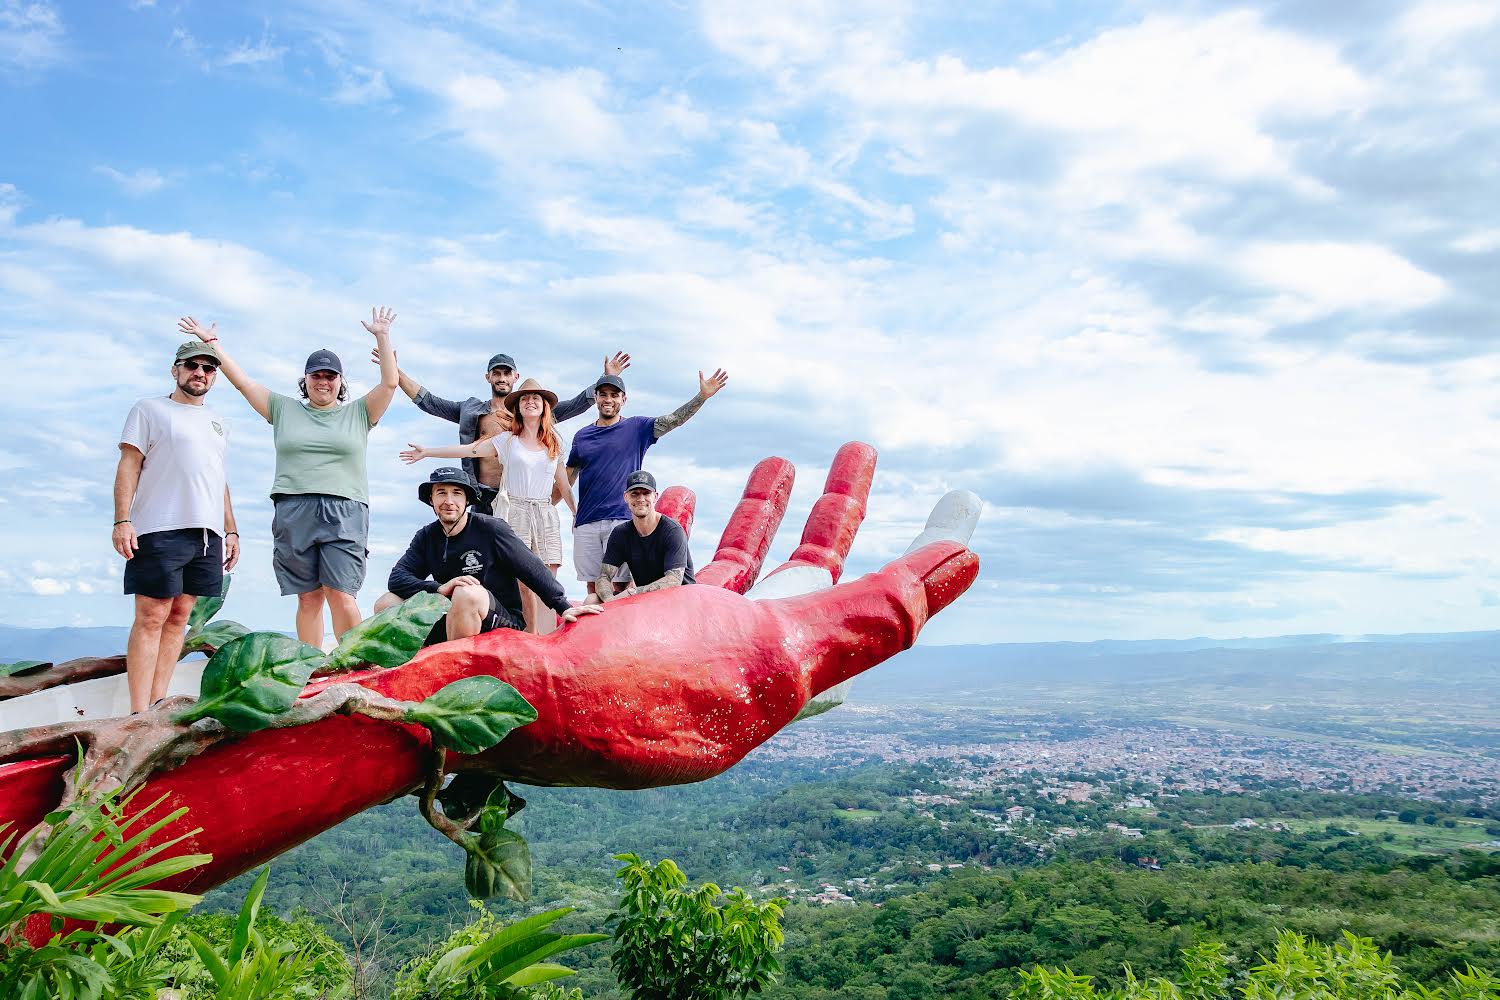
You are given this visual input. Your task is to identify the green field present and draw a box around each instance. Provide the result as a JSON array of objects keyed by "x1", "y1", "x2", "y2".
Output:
[
  {"x1": 835, "y1": 808, "x2": 881, "y2": 821},
  {"x1": 1276, "y1": 815, "x2": 1500, "y2": 854}
]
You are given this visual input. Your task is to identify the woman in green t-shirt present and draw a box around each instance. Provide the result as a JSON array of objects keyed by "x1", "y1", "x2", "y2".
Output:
[{"x1": 179, "y1": 309, "x2": 399, "y2": 648}]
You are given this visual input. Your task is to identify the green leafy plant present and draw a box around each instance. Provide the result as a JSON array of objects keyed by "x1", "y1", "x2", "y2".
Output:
[
  {"x1": 173, "y1": 632, "x2": 326, "y2": 732},
  {"x1": 407, "y1": 676, "x2": 539, "y2": 756},
  {"x1": 0, "y1": 659, "x2": 48, "y2": 678},
  {"x1": 1012, "y1": 931, "x2": 1500, "y2": 1000},
  {"x1": 180, "y1": 574, "x2": 251, "y2": 659},
  {"x1": 608, "y1": 853, "x2": 785, "y2": 1000},
  {"x1": 320, "y1": 591, "x2": 450, "y2": 673},
  {"x1": 0, "y1": 787, "x2": 210, "y2": 1000},
  {"x1": 175, "y1": 595, "x2": 450, "y2": 732},
  {"x1": 182, "y1": 867, "x2": 345, "y2": 1000},
  {"x1": 391, "y1": 899, "x2": 606, "y2": 1000}
]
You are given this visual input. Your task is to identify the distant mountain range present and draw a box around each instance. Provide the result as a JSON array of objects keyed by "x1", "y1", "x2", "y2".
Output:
[
  {"x1": 0, "y1": 625, "x2": 131, "y2": 665},
  {"x1": 4, "y1": 623, "x2": 1498, "y2": 703},
  {"x1": 848, "y1": 629, "x2": 1500, "y2": 702}
]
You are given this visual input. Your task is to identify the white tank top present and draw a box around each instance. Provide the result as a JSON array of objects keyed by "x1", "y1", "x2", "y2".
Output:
[{"x1": 486, "y1": 432, "x2": 560, "y2": 500}]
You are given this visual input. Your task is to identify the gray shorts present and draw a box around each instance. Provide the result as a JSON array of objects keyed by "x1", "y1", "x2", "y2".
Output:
[
  {"x1": 573, "y1": 517, "x2": 630, "y2": 584},
  {"x1": 271, "y1": 494, "x2": 369, "y2": 596}
]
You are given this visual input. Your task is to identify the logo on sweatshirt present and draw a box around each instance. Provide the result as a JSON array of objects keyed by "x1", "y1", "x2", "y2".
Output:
[
  {"x1": 211, "y1": 420, "x2": 224, "y2": 436},
  {"x1": 460, "y1": 550, "x2": 484, "y2": 575}
]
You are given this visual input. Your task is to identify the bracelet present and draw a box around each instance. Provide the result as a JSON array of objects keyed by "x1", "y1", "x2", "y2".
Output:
[
  {"x1": 206, "y1": 337, "x2": 219, "y2": 342},
  {"x1": 113, "y1": 519, "x2": 131, "y2": 525},
  {"x1": 226, "y1": 531, "x2": 239, "y2": 537}
]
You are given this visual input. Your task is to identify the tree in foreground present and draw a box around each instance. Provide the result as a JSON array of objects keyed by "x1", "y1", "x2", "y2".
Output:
[
  {"x1": 1013, "y1": 930, "x2": 1500, "y2": 1000},
  {"x1": 609, "y1": 853, "x2": 785, "y2": 1000}
]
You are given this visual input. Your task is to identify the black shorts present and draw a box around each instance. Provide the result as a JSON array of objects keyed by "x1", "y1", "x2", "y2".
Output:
[
  {"x1": 123, "y1": 528, "x2": 224, "y2": 599},
  {"x1": 422, "y1": 588, "x2": 523, "y2": 647}
]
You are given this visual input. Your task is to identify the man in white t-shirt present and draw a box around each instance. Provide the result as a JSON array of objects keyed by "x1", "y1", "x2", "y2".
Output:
[{"x1": 112, "y1": 339, "x2": 240, "y2": 713}]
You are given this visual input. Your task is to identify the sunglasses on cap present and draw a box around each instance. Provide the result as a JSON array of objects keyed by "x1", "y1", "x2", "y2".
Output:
[{"x1": 178, "y1": 360, "x2": 219, "y2": 374}]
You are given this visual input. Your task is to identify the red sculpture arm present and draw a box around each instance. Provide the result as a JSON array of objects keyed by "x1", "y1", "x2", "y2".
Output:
[{"x1": 0, "y1": 444, "x2": 977, "y2": 899}]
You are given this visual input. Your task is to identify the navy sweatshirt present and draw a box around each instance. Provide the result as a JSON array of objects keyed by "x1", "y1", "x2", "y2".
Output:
[{"x1": 388, "y1": 513, "x2": 570, "y2": 624}]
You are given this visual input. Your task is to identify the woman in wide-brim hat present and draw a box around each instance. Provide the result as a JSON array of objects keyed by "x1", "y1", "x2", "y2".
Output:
[{"x1": 401, "y1": 377, "x2": 575, "y2": 633}]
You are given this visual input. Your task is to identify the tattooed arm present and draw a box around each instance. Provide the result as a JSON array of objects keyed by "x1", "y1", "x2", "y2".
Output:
[
  {"x1": 653, "y1": 368, "x2": 728, "y2": 437},
  {"x1": 586, "y1": 563, "x2": 623, "y2": 604},
  {"x1": 619, "y1": 567, "x2": 686, "y2": 598}
]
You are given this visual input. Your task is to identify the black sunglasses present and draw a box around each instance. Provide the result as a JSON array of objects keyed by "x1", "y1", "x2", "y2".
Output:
[{"x1": 179, "y1": 360, "x2": 219, "y2": 374}]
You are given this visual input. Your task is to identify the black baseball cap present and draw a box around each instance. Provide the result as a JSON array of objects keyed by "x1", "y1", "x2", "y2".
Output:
[
  {"x1": 487, "y1": 353, "x2": 516, "y2": 372},
  {"x1": 624, "y1": 470, "x2": 657, "y2": 493},
  {"x1": 419, "y1": 467, "x2": 480, "y2": 507},
  {"x1": 595, "y1": 374, "x2": 626, "y2": 393},
  {"x1": 304, "y1": 349, "x2": 343, "y2": 375}
]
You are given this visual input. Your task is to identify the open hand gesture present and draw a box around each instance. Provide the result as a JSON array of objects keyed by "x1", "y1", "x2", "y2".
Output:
[
  {"x1": 400, "y1": 443, "x2": 430, "y2": 464},
  {"x1": 370, "y1": 346, "x2": 397, "y2": 367},
  {"x1": 604, "y1": 352, "x2": 631, "y2": 378},
  {"x1": 561, "y1": 604, "x2": 604, "y2": 624},
  {"x1": 362, "y1": 306, "x2": 397, "y2": 338},
  {"x1": 699, "y1": 368, "x2": 729, "y2": 399},
  {"x1": 178, "y1": 317, "x2": 217, "y2": 343}
]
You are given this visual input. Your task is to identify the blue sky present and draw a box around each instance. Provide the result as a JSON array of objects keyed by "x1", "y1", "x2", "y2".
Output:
[{"x1": 2, "y1": 0, "x2": 1498, "y2": 644}]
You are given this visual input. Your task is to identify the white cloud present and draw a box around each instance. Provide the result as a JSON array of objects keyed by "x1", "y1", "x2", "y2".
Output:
[
  {"x1": 29, "y1": 577, "x2": 68, "y2": 595},
  {"x1": 221, "y1": 28, "x2": 285, "y2": 67},
  {"x1": 331, "y1": 65, "x2": 390, "y2": 104},
  {"x1": 0, "y1": 0, "x2": 64, "y2": 73},
  {"x1": 94, "y1": 165, "x2": 168, "y2": 196},
  {"x1": 1236, "y1": 241, "x2": 1448, "y2": 318}
]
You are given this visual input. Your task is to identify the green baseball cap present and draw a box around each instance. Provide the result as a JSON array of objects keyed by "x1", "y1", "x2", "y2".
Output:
[{"x1": 175, "y1": 340, "x2": 222, "y2": 364}]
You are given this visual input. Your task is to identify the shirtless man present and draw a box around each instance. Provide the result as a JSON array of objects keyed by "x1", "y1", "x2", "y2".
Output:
[{"x1": 377, "y1": 348, "x2": 629, "y2": 516}]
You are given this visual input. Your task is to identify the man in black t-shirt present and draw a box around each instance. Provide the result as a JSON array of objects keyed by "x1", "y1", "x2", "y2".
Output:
[
  {"x1": 587, "y1": 470, "x2": 695, "y2": 604},
  {"x1": 388, "y1": 468, "x2": 601, "y2": 644}
]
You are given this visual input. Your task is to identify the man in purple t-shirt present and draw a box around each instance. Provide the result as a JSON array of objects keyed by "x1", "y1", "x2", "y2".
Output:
[{"x1": 567, "y1": 368, "x2": 728, "y2": 596}]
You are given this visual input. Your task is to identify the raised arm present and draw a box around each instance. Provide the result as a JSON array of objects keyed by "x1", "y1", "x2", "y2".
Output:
[
  {"x1": 654, "y1": 368, "x2": 728, "y2": 437},
  {"x1": 556, "y1": 352, "x2": 631, "y2": 422},
  {"x1": 179, "y1": 317, "x2": 271, "y2": 421},
  {"x1": 370, "y1": 346, "x2": 423, "y2": 402},
  {"x1": 360, "y1": 307, "x2": 399, "y2": 424}
]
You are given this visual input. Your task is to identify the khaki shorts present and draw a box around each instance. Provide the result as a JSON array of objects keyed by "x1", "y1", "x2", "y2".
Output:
[
  {"x1": 573, "y1": 517, "x2": 630, "y2": 584},
  {"x1": 507, "y1": 497, "x2": 562, "y2": 565}
]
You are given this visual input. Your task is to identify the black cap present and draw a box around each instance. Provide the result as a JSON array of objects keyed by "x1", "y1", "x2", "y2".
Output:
[
  {"x1": 487, "y1": 353, "x2": 516, "y2": 372},
  {"x1": 304, "y1": 349, "x2": 343, "y2": 375},
  {"x1": 624, "y1": 470, "x2": 657, "y2": 493},
  {"x1": 595, "y1": 374, "x2": 626, "y2": 393},
  {"x1": 418, "y1": 467, "x2": 480, "y2": 507}
]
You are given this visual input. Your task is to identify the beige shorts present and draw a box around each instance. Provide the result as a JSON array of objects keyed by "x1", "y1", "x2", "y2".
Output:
[{"x1": 506, "y1": 497, "x2": 562, "y2": 565}]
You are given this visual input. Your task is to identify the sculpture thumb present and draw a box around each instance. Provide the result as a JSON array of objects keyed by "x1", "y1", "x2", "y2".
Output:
[{"x1": 776, "y1": 540, "x2": 979, "y2": 699}]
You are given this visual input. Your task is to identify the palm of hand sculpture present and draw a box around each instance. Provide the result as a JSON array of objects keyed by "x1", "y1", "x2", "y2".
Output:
[{"x1": 0, "y1": 443, "x2": 980, "y2": 897}]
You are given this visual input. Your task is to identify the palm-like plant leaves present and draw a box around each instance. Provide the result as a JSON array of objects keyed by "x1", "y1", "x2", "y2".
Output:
[
  {"x1": 173, "y1": 633, "x2": 323, "y2": 731},
  {"x1": 422, "y1": 906, "x2": 606, "y2": 992},
  {"x1": 319, "y1": 592, "x2": 449, "y2": 673},
  {"x1": 405, "y1": 675, "x2": 538, "y2": 755}
]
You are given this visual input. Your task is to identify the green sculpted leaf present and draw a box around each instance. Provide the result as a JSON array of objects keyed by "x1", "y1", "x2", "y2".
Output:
[
  {"x1": 174, "y1": 632, "x2": 323, "y2": 731},
  {"x1": 179, "y1": 619, "x2": 251, "y2": 659},
  {"x1": 320, "y1": 592, "x2": 449, "y2": 674},
  {"x1": 463, "y1": 827, "x2": 531, "y2": 901},
  {"x1": 404, "y1": 676, "x2": 538, "y2": 755},
  {"x1": 0, "y1": 659, "x2": 48, "y2": 678},
  {"x1": 186, "y1": 573, "x2": 231, "y2": 632}
]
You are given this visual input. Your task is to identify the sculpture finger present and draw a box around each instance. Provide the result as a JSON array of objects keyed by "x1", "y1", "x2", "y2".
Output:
[
  {"x1": 655, "y1": 486, "x2": 696, "y2": 537},
  {"x1": 754, "y1": 442, "x2": 875, "y2": 595},
  {"x1": 696, "y1": 457, "x2": 795, "y2": 593}
]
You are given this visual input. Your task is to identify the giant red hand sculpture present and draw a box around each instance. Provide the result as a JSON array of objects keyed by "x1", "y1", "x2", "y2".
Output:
[{"x1": 0, "y1": 443, "x2": 978, "y2": 897}]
